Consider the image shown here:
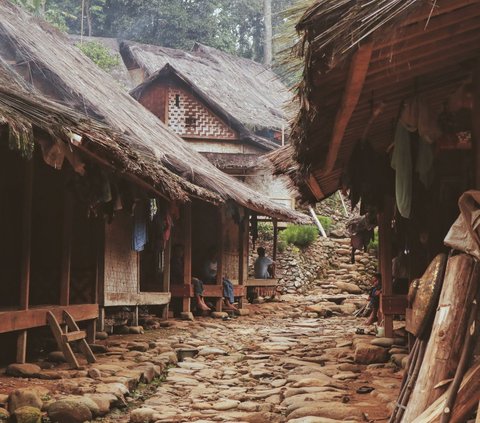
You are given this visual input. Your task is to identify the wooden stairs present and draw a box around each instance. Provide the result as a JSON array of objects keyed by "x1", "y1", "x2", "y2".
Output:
[{"x1": 47, "y1": 310, "x2": 96, "y2": 369}]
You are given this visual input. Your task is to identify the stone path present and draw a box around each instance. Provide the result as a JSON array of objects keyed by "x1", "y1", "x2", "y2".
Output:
[
  {"x1": 0, "y1": 290, "x2": 406, "y2": 422},
  {"x1": 119, "y1": 294, "x2": 404, "y2": 423}
]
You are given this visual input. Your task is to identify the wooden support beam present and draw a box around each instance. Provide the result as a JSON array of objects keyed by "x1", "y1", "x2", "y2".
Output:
[
  {"x1": 305, "y1": 174, "x2": 324, "y2": 200},
  {"x1": 323, "y1": 43, "x2": 373, "y2": 174},
  {"x1": 162, "y1": 238, "x2": 172, "y2": 319},
  {"x1": 272, "y1": 219, "x2": 278, "y2": 262},
  {"x1": 216, "y1": 206, "x2": 225, "y2": 312},
  {"x1": 378, "y1": 197, "x2": 394, "y2": 338},
  {"x1": 473, "y1": 59, "x2": 480, "y2": 189},
  {"x1": 60, "y1": 193, "x2": 73, "y2": 307},
  {"x1": 17, "y1": 158, "x2": 34, "y2": 364},
  {"x1": 183, "y1": 203, "x2": 192, "y2": 313}
]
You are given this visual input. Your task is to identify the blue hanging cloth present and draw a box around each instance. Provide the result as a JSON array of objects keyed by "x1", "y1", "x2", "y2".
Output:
[{"x1": 132, "y1": 201, "x2": 148, "y2": 252}]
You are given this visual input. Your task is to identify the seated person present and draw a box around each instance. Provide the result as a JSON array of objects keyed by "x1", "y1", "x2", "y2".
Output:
[
  {"x1": 170, "y1": 244, "x2": 210, "y2": 312},
  {"x1": 366, "y1": 272, "x2": 382, "y2": 326},
  {"x1": 203, "y1": 246, "x2": 238, "y2": 311},
  {"x1": 254, "y1": 247, "x2": 275, "y2": 279}
]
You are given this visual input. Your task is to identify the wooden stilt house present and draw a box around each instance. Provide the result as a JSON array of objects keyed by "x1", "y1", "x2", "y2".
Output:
[
  {"x1": 269, "y1": 0, "x2": 480, "y2": 420},
  {"x1": 0, "y1": 1, "x2": 308, "y2": 364}
]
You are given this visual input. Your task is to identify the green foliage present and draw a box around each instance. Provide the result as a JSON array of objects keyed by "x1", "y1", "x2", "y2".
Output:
[
  {"x1": 76, "y1": 41, "x2": 119, "y2": 71},
  {"x1": 277, "y1": 239, "x2": 287, "y2": 253},
  {"x1": 279, "y1": 224, "x2": 318, "y2": 248},
  {"x1": 368, "y1": 228, "x2": 379, "y2": 252},
  {"x1": 257, "y1": 222, "x2": 273, "y2": 241},
  {"x1": 317, "y1": 215, "x2": 333, "y2": 234}
]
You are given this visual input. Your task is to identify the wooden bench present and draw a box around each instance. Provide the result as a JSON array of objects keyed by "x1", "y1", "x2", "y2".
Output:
[
  {"x1": 245, "y1": 279, "x2": 279, "y2": 302},
  {"x1": 171, "y1": 283, "x2": 245, "y2": 312}
]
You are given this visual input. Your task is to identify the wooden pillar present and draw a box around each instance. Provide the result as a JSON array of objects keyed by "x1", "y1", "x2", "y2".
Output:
[
  {"x1": 95, "y1": 219, "x2": 105, "y2": 332},
  {"x1": 473, "y1": 59, "x2": 480, "y2": 188},
  {"x1": 272, "y1": 219, "x2": 278, "y2": 263},
  {"x1": 17, "y1": 158, "x2": 34, "y2": 364},
  {"x1": 162, "y1": 237, "x2": 172, "y2": 319},
  {"x1": 216, "y1": 206, "x2": 225, "y2": 312},
  {"x1": 183, "y1": 203, "x2": 192, "y2": 313},
  {"x1": 378, "y1": 197, "x2": 394, "y2": 338},
  {"x1": 132, "y1": 306, "x2": 139, "y2": 326},
  {"x1": 60, "y1": 193, "x2": 73, "y2": 307},
  {"x1": 238, "y1": 208, "x2": 249, "y2": 308}
]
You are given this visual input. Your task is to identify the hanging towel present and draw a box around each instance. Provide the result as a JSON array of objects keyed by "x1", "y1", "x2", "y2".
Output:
[
  {"x1": 416, "y1": 139, "x2": 434, "y2": 188},
  {"x1": 132, "y1": 201, "x2": 148, "y2": 252},
  {"x1": 391, "y1": 122, "x2": 412, "y2": 219}
]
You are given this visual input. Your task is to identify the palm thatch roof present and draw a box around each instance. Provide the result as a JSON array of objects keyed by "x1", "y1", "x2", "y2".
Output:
[
  {"x1": 121, "y1": 41, "x2": 291, "y2": 149},
  {"x1": 0, "y1": 0, "x2": 308, "y2": 223},
  {"x1": 272, "y1": 0, "x2": 480, "y2": 203}
]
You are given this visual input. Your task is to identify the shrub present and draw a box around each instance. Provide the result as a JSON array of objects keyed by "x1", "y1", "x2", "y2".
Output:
[
  {"x1": 76, "y1": 41, "x2": 120, "y2": 72},
  {"x1": 279, "y1": 224, "x2": 318, "y2": 248},
  {"x1": 317, "y1": 215, "x2": 333, "y2": 234},
  {"x1": 277, "y1": 239, "x2": 287, "y2": 253}
]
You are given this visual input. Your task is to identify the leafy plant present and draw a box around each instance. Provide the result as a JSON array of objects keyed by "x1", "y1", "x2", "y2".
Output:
[
  {"x1": 277, "y1": 239, "x2": 287, "y2": 253},
  {"x1": 317, "y1": 215, "x2": 333, "y2": 234},
  {"x1": 257, "y1": 222, "x2": 273, "y2": 241},
  {"x1": 279, "y1": 224, "x2": 318, "y2": 248},
  {"x1": 76, "y1": 41, "x2": 119, "y2": 71}
]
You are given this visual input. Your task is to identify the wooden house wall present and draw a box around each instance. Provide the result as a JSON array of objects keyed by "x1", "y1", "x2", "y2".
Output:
[
  {"x1": 0, "y1": 141, "x2": 24, "y2": 308},
  {"x1": 223, "y1": 209, "x2": 240, "y2": 283},
  {"x1": 104, "y1": 210, "x2": 139, "y2": 304}
]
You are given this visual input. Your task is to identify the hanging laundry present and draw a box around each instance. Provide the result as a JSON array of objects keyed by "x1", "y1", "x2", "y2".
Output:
[
  {"x1": 391, "y1": 122, "x2": 413, "y2": 219},
  {"x1": 149, "y1": 198, "x2": 158, "y2": 221},
  {"x1": 132, "y1": 200, "x2": 148, "y2": 252}
]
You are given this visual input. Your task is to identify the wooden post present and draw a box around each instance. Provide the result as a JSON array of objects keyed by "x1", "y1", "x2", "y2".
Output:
[
  {"x1": 378, "y1": 197, "x2": 394, "y2": 338},
  {"x1": 60, "y1": 193, "x2": 73, "y2": 307},
  {"x1": 216, "y1": 206, "x2": 225, "y2": 312},
  {"x1": 132, "y1": 306, "x2": 139, "y2": 326},
  {"x1": 402, "y1": 254, "x2": 479, "y2": 422},
  {"x1": 237, "y1": 209, "x2": 249, "y2": 309},
  {"x1": 472, "y1": 59, "x2": 480, "y2": 188},
  {"x1": 95, "y1": 219, "x2": 105, "y2": 332},
  {"x1": 183, "y1": 203, "x2": 192, "y2": 313},
  {"x1": 162, "y1": 237, "x2": 172, "y2": 319},
  {"x1": 17, "y1": 158, "x2": 34, "y2": 364},
  {"x1": 272, "y1": 219, "x2": 278, "y2": 262}
]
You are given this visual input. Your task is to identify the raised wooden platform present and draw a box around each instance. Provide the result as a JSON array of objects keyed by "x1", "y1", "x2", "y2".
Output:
[
  {"x1": 171, "y1": 284, "x2": 245, "y2": 298},
  {"x1": 245, "y1": 278, "x2": 278, "y2": 287},
  {"x1": 104, "y1": 292, "x2": 171, "y2": 307},
  {"x1": 0, "y1": 304, "x2": 98, "y2": 334}
]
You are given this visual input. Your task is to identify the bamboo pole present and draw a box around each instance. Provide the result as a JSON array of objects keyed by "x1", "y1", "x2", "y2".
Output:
[{"x1": 309, "y1": 206, "x2": 327, "y2": 238}]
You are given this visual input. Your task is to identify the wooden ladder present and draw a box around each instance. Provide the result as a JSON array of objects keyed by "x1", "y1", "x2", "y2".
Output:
[{"x1": 47, "y1": 311, "x2": 96, "y2": 369}]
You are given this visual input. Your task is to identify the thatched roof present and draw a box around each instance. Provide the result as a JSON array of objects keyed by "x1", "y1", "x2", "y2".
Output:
[
  {"x1": 121, "y1": 41, "x2": 291, "y2": 147},
  {"x1": 68, "y1": 35, "x2": 135, "y2": 91},
  {"x1": 0, "y1": 1, "x2": 308, "y2": 223},
  {"x1": 273, "y1": 0, "x2": 480, "y2": 203}
]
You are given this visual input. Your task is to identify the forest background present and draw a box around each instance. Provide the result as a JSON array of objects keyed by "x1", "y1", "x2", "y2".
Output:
[{"x1": 13, "y1": 0, "x2": 298, "y2": 74}]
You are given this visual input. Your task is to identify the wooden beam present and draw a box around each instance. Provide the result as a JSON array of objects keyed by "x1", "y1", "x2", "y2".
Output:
[
  {"x1": 473, "y1": 59, "x2": 480, "y2": 189},
  {"x1": 378, "y1": 197, "x2": 394, "y2": 338},
  {"x1": 272, "y1": 219, "x2": 278, "y2": 262},
  {"x1": 0, "y1": 304, "x2": 98, "y2": 333},
  {"x1": 183, "y1": 203, "x2": 192, "y2": 313},
  {"x1": 60, "y1": 193, "x2": 73, "y2": 306},
  {"x1": 305, "y1": 174, "x2": 324, "y2": 200},
  {"x1": 103, "y1": 292, "x2": 171, "y2": 307},
  {"x1": 17, "y1": 158, "x2": 34, "y2": 363},
  {"x1": 323, "y1": 43, "x2": 373, "y2": 174},
  {"x1": 216, "y1": 206, "x2": 225, "y2": 312},
  {"x1": 162, "y1": 237, "x2": 172, "y2": 318}
]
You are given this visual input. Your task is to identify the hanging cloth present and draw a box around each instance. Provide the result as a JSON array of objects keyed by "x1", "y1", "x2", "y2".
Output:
[
  {"x1": 132, "y1": 201, "x2": 148, "y2": 252},
  {"x1": 391, "y1": 122, "x2": 413, "y2": 219}
]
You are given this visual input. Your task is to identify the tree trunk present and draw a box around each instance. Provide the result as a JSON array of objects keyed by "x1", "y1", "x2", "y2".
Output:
[
  {"x1": 263, "y1": 0, "x2": 272, "y2": 67},
  {"x1": 402, "y1": 254, "x2": 479, "y2": 422}
]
